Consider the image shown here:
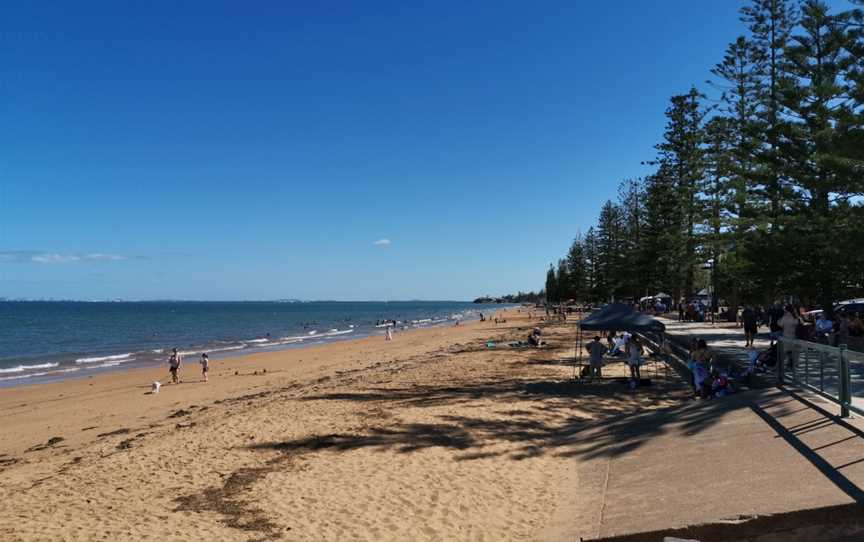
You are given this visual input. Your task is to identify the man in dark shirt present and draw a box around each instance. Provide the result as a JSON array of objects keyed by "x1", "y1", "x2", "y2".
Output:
[{"x1": 742, "y1": 305, "x2": 758, "y2": 347}]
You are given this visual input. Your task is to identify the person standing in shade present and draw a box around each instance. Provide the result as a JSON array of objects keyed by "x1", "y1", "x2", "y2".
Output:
[
  {"x1": 200, "y1": 353, "x2": 210, "y2": 383},
  {"x1": 742, "y1": 305, "x2": 758, "y2": 347},
  {"x1": 779, "y1": 305, "x2": 801, "y2": 368},
  {"x1": 815, "y1": 312, "x2": 834, "y2": 344},
  {"x1": 626, "y1": 336, "x2": 644, "y2": 383},
  {"x1": 768, "y1": 303, "x2": 784, "y2": 346},
  {"x1": 585, "y1": 336, "x2": 608, "y2": 378},
  {"x1": 837, "y1": 314, "x2": 850, "y2": 347},
  {"x1": 168, "y1": 348, "x2": 182, "y2": 384}
]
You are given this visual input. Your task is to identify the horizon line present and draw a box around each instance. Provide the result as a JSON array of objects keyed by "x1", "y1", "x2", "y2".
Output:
[{"x1": 0, "y1": 298, "x2": 506, "y2": 303}]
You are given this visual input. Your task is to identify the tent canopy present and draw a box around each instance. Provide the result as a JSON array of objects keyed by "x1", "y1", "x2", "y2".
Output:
[{"x1": 579, "y1": 303, "x2": 666, "y2": 333}]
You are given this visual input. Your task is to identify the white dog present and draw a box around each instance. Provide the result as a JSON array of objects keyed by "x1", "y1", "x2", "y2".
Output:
[{"x1": 151, "y1": 381, "x2": 161, "y2": 394}]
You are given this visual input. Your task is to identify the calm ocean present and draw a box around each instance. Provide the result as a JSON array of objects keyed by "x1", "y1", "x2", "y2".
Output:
[{"x1": 0, "y1": 301, "x2": 510, "y2": 387}]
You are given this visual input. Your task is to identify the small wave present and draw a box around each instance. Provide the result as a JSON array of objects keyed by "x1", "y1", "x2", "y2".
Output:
[
  {"x1": 83, "y1": 360, "x2": 131, "y2": 369},
  {"x1": 322, "y1": 329, "x2": 354, "y2": 337},
  {"x1": 206, "y1": 345, "x2": 247, "y2": 353},
  {"x1": 178, "y1": 350, "x2": 198, "y2": 357},
  {"x1": 272, "y1": 338, "x2": 304, "y2": 346},
  {"x1": 75, "y1": 353, "x2": 133, "y2": 364},
  {"x1": 308, "y1": 331, "x2": 317, "y2": 335},
  {"x1": 277, "y1": 334, "x2": 312, "y2": 342},
  {"x1": 152, "y1": 348, "x2": 164, "y2": 354},
  {"x1": 0, "y1": 371, "x2": 50, "y2": 381},
  {"x1": 0, "y1": 362, "x2": 60, "y2": 374},
  {"x1": 246, "y1": 338, "x2": 269, "y2": 344}
]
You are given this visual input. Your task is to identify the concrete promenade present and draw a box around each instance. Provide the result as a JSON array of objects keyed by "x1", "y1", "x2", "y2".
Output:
[
  {"x1": 661, "y1": 317, "x2": 864, "y2": 412},
  {"x1": 559, "y1": 319, "x2": 864, "y2": 541}
]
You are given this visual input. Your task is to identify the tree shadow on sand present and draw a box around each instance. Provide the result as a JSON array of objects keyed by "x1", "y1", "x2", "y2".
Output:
[{"x1": 247, "y1": 375, "x2": 799, "y2": 464}]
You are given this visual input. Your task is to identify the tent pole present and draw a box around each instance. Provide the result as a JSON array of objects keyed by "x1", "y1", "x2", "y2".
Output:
[{"x1": 574, "y1": 327, "x2": 581, "y2": 380}]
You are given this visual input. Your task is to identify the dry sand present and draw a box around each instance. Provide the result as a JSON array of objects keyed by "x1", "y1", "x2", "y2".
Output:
[{"x1": 0, "y1": 310, "x2": 685, "y2": 541}]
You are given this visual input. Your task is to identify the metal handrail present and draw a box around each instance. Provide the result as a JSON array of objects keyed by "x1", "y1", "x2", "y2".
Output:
[{"x1": 778, "y1": 338, "x2": 860, "y2": 418}]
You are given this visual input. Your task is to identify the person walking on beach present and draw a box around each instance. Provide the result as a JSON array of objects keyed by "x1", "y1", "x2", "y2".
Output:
[
  {"x1": 385, "y1": 326, "x2": 393, "y2": 341},
  {"x1": 168, "y1": 348, "x2": 182, "y2": 384},
  {"x1": 200, "y1": 353, "x2": 209, "y2": 383}
]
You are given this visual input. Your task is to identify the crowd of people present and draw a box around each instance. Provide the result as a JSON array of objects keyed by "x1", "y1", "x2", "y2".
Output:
[{"x1": 736, "y1": 303, "x2": 863, "y2": 348}]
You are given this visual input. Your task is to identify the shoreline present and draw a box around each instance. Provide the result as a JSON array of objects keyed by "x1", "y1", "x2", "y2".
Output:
[
  {"x1": 0, "y1": 309, "x2": 516, "y2": 457},
  {"x1": 0, "y1": 304, "x2": 512, "y2": 390}
]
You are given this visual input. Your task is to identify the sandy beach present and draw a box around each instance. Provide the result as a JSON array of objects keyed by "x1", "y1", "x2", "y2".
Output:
[{"x1": 0, "y1": 310, "x2": 683, "y2": 541}]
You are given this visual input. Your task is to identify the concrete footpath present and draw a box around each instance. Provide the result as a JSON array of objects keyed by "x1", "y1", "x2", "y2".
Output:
[{"x1": 556, "y1": 320, "x2": 864, "y2": 541}]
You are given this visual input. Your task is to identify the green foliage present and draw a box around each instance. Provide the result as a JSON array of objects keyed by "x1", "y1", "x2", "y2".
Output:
[{"x1": 545, "y1": 0, "x2": 864, "y2": 309}]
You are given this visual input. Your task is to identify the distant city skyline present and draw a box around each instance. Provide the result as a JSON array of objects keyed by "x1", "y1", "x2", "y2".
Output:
[{"x1": 5, "y1": 1, "x2": 842, "y2": 301}]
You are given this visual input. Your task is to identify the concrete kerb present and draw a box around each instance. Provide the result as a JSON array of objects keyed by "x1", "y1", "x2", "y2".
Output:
[{"x1": 589, "y1": 501, "x2": 864, "y2": 542}]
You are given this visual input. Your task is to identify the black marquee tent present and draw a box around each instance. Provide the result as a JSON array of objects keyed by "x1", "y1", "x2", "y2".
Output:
[
  {"x1": 579, "y1": 303, "x2": 665, "y2": 333},
  {"x1": 574, "y1": 304, "x2": 666, "y2": 379}
]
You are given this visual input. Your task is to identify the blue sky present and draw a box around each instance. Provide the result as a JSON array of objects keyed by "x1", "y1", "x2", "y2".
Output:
[{"x1": 1, "y1": 1, "x2": 843, "y2": 300}]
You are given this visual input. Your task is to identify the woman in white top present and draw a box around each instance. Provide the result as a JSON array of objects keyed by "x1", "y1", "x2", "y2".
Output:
[
  {"x1": 778, "y1": 305, "x2": 802, "y2": 367},
  {"x1": 779, "y1": 306, "x2": 801, "y2": 339}
]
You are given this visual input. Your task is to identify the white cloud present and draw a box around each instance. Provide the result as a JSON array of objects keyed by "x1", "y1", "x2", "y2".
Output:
[
  {"x1": 0, "y1": 251, "x2": 129, "y2": 264},
  {"x1": 84, "y1": 253, "x2": 127, "y2": 261},
  {"x1": 372, "y1": 239, "x2": 391, "y2": 246},
  {"x1": 31, "y1": 253, "x2": 81, "y2": 264}
]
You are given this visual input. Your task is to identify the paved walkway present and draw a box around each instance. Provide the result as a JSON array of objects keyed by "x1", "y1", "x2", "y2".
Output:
[
  {"x1": 660, "y1": 317, "x2": 771, "y2": 370},
  {"x1": 557, "y1": 386, "x2": 864, "y2": 540},
  {"x1": 661, "y1": 317, "x2": 864, "y2": 413},
  {"x1": 551, "y1": 317, "x2": 864, "y2": 540}
]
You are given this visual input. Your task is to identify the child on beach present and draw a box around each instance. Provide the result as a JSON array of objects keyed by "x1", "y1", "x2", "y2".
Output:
[
  {"x1": 626, "y1": 336, "x2": 644, "y2": 383},
  {"x1": 168, "y1": 348, "x2": 181, "y2": 384},
  {"x1": 200, "y1": 353, "x2": 209, "y2": 382}
]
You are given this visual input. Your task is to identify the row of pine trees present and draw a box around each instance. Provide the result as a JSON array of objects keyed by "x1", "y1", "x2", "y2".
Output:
[{"x1": 546, "y1": 0, "x2": 864, "y2": 318}]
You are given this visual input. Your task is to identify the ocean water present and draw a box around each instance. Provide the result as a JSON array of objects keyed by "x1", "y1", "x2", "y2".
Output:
[{"x1": 0, "y1": 301, "x2": 509, "y2": 387}]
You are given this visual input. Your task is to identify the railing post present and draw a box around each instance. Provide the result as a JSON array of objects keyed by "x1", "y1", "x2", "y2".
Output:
[
  {"x1": 839, "y1": 344, "x2": 850, "y2": 418},
  {"x1": 819, "y1": 350, "x2": 825, "y2": 392},
  {"x1": 777, "y1": 339, "x2": 784, "y2": 384}
]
